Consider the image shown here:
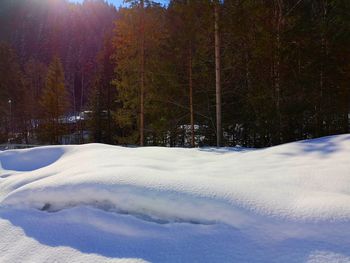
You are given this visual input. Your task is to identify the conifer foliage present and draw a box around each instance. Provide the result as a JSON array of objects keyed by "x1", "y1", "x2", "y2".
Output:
[
  {"x1": 39, "y1": 57, "x2": 68, "y2": 144},
  {"x1": 0, "y1": 0, "x2": 349, "y2": 147}
]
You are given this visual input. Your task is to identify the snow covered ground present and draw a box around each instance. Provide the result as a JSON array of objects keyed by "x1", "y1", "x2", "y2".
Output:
[{"x1": 1, "y1": 135, "x2": 350, "y2": 262}]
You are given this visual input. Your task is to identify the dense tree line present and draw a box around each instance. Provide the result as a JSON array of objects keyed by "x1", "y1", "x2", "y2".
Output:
[
  {"x1": 0, "y1": 0, "x2": 117, "y2": 143},
  {"x1": 0, "y1": 0, "x2": 349, "y2": 147}
]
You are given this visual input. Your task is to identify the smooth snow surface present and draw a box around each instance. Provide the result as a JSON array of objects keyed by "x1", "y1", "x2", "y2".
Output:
[{"x1": 1, "y1": 134, "x2": 350, "y2": 262}]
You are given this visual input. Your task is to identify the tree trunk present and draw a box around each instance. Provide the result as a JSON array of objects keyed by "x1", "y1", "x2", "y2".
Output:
[
  {"x1": 71, "y1": 75, "x2": 77, "y2": 141},
  {"x1": 81, "y1": 71, "x2": 84, "y2": 112},
  {"x1": 214, "y1": 2, "x2": 222, "y2": 147},
  {"x1": 274, "y1": 0, "x2": 283, "y2": 143},
  {"x1": 317, "y1": 0, "x2": 327, "y2": 137},
  {"x1": 140, "y1": 0, "x2": 145, "y2": 146},
  {"x1": 107, "y1": 80, "x2": 112, "y2": 144},
  {"x1": 189, "y1": 41, "x2": 195, "y2": 147}
]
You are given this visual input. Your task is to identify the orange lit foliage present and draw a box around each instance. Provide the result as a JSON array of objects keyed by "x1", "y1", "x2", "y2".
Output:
[{"x1": 112, "y1": 2, "x2": 169, "y2": 145}]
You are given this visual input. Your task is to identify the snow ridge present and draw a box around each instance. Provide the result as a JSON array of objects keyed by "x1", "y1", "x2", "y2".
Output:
[
  {"x1": 1, "y1": 136, "x2": 350, "y2": 225},
  {"x1": 1, "y1": 135, "x2": 350, "y2": 262}
]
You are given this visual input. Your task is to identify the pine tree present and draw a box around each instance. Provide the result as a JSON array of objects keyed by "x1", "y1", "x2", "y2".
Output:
[
  {"x1": 24, "y1": 59, "x2": 47, "y2": 140},
  {"x1": 112, "y1": 2, "x2": 168, "y2": 145},
  {"x1": 88, "y1": 33, "x2": 117, "y2": 144},
  {"x1": 40, "y1": 56, "x2": 68, "y2": 144},
  {"x1": 0, "y1": 42, "x2": 26, "y2": 143}
]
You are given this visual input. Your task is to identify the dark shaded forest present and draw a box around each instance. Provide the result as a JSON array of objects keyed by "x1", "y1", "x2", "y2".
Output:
[{"x1": 0, "y1": 0, "x2": 349, "y2": 147}]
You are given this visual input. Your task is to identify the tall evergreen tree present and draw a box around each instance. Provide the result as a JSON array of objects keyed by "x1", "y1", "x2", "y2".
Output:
[
  {"x1": 112, "y1": 2, "x2": 168, "y2": 145},
  {"x1": 40, "y1": 56, "x2": 68, "y2": 144},
  {"x1": 89, "y1": 33, "x2": 117, "y2": 144},
  {"x1": 0, "y1": 42, "x2": 26, "y2": 143}
]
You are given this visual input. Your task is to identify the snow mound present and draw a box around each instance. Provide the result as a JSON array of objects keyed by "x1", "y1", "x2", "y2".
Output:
[
  {"x1": 1, "y1": 135, "x2": 350, "y2": 262},
  {"x1": 1, "y1": 135, "x2": 350, "y2": 225}
]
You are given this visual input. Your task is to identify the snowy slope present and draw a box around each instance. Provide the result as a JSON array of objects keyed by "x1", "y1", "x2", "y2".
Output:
[{"x1": 1, "y1": 134, "x2": 350, "y2": 262}]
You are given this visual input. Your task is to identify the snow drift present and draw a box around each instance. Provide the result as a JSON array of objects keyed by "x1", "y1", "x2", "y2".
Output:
[{"x1": 1, "y1": 134, "x2": 350, "y2": 262}]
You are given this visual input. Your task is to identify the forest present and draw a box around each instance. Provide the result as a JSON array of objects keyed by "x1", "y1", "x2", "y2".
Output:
[{"x1": 0, "y1": 0, "x2": 349, "y2": 147}]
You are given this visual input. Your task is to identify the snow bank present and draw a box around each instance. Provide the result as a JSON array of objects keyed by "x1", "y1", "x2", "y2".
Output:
[
  {"x1": 2, "y1": 135, "x2": 350, "y2": 224},
  {"x1": 1, "y1": 134, "x2": 350, "y2": 262}
]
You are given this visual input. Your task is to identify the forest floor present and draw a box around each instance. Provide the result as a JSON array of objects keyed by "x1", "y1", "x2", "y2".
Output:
[{"x1": 1, "y1": 135, "x2": 350, "y2": 262}]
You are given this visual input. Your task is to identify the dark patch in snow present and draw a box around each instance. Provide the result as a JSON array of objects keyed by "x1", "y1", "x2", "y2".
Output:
[
  {"x1": 38, "y1": 202, "x2": 215, "y2": 226},
  {"x1": 41, "y1": 203, "x2": 51, "y2": 211}
]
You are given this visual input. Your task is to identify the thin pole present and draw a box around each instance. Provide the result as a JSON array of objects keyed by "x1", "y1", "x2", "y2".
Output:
[
  {"x1": 8, "y1": 99, "x2": 12, "y2": 140},
  {"x1": 189, "y1": 41, "x2": 195, "y2": 147},
  {"x1": 140, "y1": 0, "x2": 145, "y2": 146},
  {"x1": 214, "y1": 2, "x2": 222, "y2": 147}
]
